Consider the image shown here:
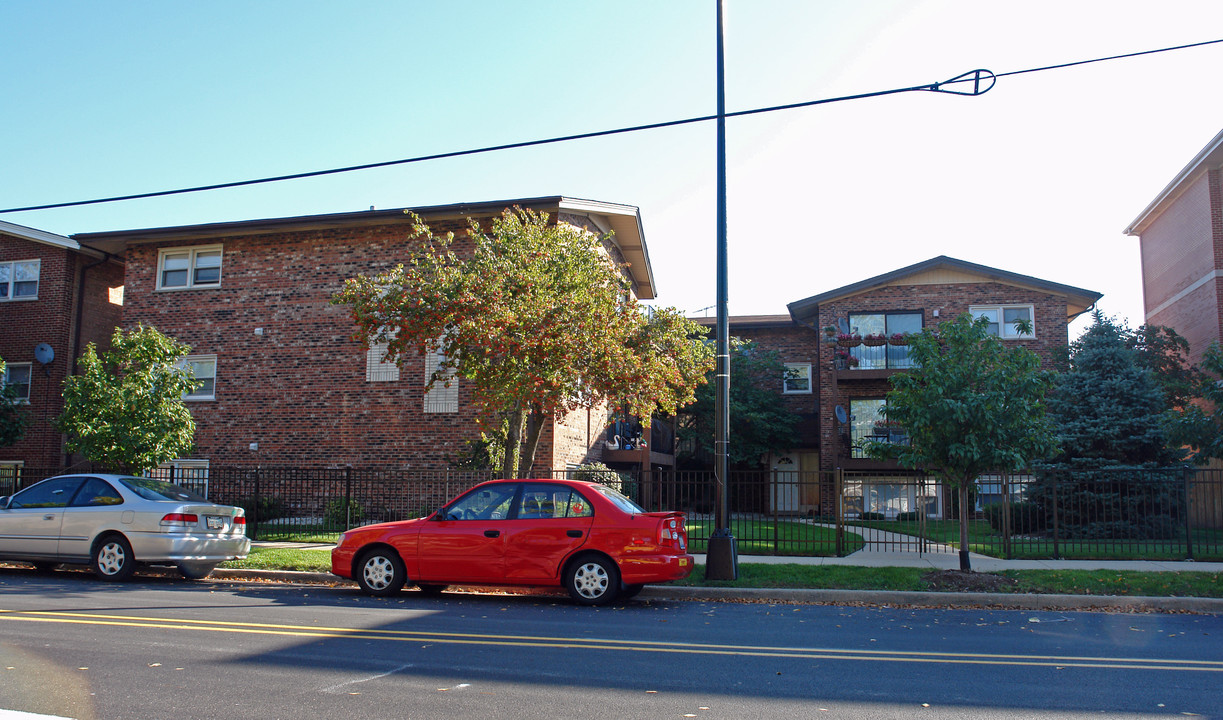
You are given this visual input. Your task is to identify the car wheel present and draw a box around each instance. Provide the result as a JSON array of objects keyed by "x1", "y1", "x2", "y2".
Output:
[
  {"x1": 355, "y1": 548, "x2": 406, "y2": 597},
  {"x1": 92, "y1": 535, "x2": 136, "y2": 582},
  {"x1": 619, "y1": 583, "x2": 645, "y2": 601},
  {"x1": 415, "y1": 583, "x2": 449, "y2": 595},
  {"x1": 178, "y1": 562, "x2": 217, "y2": 580},
  {"x1": 565, "y1": 554, "x2": 620, "y2": 606}
]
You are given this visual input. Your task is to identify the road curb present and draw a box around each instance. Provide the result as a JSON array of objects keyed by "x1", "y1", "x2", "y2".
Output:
[{"x1": 210, "y1": 568, "x2": 1223, "y2": 613}]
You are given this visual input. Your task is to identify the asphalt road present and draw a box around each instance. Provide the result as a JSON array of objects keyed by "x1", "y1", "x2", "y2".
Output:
[{"x1": 1, "y1": 570, "x2": 1220, "y2": 719}]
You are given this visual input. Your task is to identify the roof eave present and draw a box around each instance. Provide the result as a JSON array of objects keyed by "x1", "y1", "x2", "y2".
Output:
[{"x1": 1124, "y1": 127, "x2": 1223, "y2": 236}]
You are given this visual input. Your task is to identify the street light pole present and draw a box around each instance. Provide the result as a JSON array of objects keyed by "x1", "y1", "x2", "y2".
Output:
[{"x1": 705, "y1": 0, "x2": 738, "y2": 580}]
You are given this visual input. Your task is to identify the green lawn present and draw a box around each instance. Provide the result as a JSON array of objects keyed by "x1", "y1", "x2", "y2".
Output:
[{"x1": 685, "y1": 518, "x2": 863, "y2": 556}]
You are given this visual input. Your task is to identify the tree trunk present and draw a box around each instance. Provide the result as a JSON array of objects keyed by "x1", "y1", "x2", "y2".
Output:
[
  {"x1": 500, "y1": 405, "x2": 527, "y2": 479},
  {"x1": 958, "y1": 483, "x2": 972, "y2": 572},
  {"x1": 519, "y1": 406, "x2": 548, "y2": 478}
]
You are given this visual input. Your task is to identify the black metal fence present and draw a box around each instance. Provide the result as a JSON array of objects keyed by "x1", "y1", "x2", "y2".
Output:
[{"x1": 4, "y1": 464, "x2": 1222, "y2": 560}]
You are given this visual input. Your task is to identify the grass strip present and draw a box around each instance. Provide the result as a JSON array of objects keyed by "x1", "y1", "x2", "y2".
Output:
[{"x1": 221, "y1": 548, "x2": 1223, "y2": 597}]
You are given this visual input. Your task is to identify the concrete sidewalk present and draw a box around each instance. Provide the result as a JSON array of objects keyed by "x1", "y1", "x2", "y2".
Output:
[{"x1": 256, "y1": 540, "x2": 1223, "y2": 574}]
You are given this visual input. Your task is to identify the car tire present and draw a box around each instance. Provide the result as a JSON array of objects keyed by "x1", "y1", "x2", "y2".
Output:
[
  {"x1": 618, "y1": 583, "x2": 645, "y2": 601},
  {"x1": 415, "y1": 583, "x2": 449, "y2": 595},
  {"x1": 355, "y1": 548, "x2": 407, "y2": 597},
  {"x1": 91, "y1": 535, "x2": 136, "y2": 582},
  {"x1": 178, "y1": 562, "x2": 217, "y2": 580},
  {"x1": 564, "y1": 554, "x2": 620, "y2": 606}
]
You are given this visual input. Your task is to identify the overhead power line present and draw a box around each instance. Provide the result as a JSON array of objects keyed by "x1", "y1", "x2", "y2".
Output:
[{"x1": 2, "y1": 36, "x2": 1221, "y2": 216}]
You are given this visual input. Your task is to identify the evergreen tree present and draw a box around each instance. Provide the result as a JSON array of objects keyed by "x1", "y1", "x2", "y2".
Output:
[{"x1": 1036, "y1": 312, "x2": 1184, "y2": 539}]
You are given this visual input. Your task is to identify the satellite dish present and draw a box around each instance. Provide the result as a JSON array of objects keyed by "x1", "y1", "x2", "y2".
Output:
[
  {"x1": 34, "y1": 343, "x2": 54, "y2": 365},
  {"x1": 834, "y1": 405, "x2": 848, "y2": 424}
]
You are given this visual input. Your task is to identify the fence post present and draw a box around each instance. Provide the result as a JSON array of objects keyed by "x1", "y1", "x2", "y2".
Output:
[
  {"x1": 251, "y1": 466, "x2": 261, "y2": 541},
  {"x1": 1184, "y1": 465, "x2": 1195, "y2": 561},
  {"x1": 345, "y1": 467, "x2": 354, "y2": 530},
  {"x1": 835, "y1": 469, "x2": 845, "y2": 556},
  {"x1": 1051, "y1": 470, "x2": 1060, "y2": 560},
  {"x1": 1002, "y1": 473, "x2": 1012, "y2": 560},
  {"x1": 771, "y1": 469, "x2": 779, "y2": 556}
]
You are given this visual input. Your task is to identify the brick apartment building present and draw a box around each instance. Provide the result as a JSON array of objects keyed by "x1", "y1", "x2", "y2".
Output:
[
  {"x1": 1125, "y1": 126, "x2": 1223, "y2": 368},
  {"x1": 0, "y1": 220, "x2": 125, "y2": 471},
  {"x1": 705, "y1": 256, "x2": 1102, "y2": 517},
  {"x1": 68, "y1": 197, "x2": 669, "y2": 476}
]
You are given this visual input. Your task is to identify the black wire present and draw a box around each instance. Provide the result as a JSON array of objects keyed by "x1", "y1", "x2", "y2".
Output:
[{"x1": 3, "y1": 37, "x2": 1221, "y2": 216}]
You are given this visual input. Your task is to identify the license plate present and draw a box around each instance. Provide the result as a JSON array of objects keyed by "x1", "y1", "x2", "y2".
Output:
[{"x1": 206, "y1": 516, "x2": 225, "y2": 530}]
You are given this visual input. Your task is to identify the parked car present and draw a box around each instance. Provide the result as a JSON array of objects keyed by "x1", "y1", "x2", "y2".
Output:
[
  {"x1": 0, "y1": 474, "x2": 250, "y2": 581},
  {"x1": 331, "y1": 478, "x2": 694, "y2": 605}
]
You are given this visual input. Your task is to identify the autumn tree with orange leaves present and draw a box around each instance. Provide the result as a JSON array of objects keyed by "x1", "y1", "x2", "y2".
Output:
[{"x1": 332, "y1": 207, "x2": 714, "y2": 479}]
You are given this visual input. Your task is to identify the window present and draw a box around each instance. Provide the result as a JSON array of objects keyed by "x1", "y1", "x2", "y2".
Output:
[
  {"x1": 444, "y1": 483, "x2": 518, "y2": 521},
  {"x1": 2, "y1": 363, "x2": 31, "y2": 402},
  {"x1": 366, "y1": 338, "x2": 400, "y2": 382},
  {"x1": 71, "y1": 477, "x2": 123, "y2": 507},
  {"x1": 0, "y1": 260, "x2": 39, "y2": 300},
  {"x1": 783, "y1": 363, "x2": 812, "y2": 394},
  {"x1": 158, "y1": 246, "x2": 222, "y2": 290},
  {"x1": 424, "y1": 345, "x2": 457, "y2": 413},
  {"x1": 970, "y1": 305, "x2": 1034, "y2": 339},
  {"x1": 517, "y1": 483, "x2": 594, "y2": 519},
  {"x1": 180, "y1": 355, "x2": 217, "y2": 400},
  {"x1": 847, "y1": 311, "x2": 922, "y2": 369},
  {"x1": 9, "y1": 476, "x2": 84, "y2": 509},
  {"x1": 848, "y1": 397, "x2": 907, "y2": 458}
]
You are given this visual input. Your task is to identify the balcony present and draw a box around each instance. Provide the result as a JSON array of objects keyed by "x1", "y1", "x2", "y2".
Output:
[{"x1": 832, "y1": 340, "x2": 918, "y2": 381}]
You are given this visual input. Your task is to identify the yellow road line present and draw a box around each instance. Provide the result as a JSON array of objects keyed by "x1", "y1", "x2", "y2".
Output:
[{"x1": 1, "y1": 608, "x2": 1219, "y2": 673}]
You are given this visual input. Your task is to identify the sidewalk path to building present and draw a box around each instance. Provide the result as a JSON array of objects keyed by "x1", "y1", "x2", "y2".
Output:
[{"x1": 234, "y1": 540, "x2": 1223, "y2": 613}]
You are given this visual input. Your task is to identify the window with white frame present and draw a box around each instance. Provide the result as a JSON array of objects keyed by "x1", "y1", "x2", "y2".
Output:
[
  {"x1": 158, "y1": 245, "x2": 222, "y2": 290},
  {"x1": 180, "y1": 355, "x2": 217, "y2": 400},
  {"x1": 0, "y1": 259, "x2": 40, "y2": 300},
  {"x1": 783, "y1": 362, "x2": 812, "y2": 394},
  {"x1": 424, "y1": 345, "x2": 458, "y2": 413},
  {"x1": 366, "y1": 332, "x2": 400, "y2": 382},
  {"x1": 970, "y1": 304, "x2": 1034, "y2": 339},
  {"x1": 2, "y1": 363, "x2": 31, "y2": 402}
]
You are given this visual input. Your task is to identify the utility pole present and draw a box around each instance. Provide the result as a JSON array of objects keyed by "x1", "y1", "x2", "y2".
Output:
[{"x1": 705, "y1": 0, "x2": 738, "y2": 580}]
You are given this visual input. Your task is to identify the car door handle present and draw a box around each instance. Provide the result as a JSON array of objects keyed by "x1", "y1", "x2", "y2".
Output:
[
  {"x1": 484, "y1": 530, "x2": 500, "y2": 538},
  {"x1": 44, "y1": 514, "x2": 56, "y2": 521},
  {"x1": 567, "y1": 530, "x2": 583, "y2": 538}
]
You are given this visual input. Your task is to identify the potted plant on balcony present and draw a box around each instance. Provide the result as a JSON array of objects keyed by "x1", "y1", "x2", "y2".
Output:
[
  {"x1": 863, "y1": 333, "x2": 887, "y2": 347},
  {"x1": 833, "y1": 350, "x2": 859, "y2": 369},
  {"x1": 836, "y1": 332, "x2": 862, "y2": 347},
  {"x1": 888, "y1": 332, "x2": 909, "y2": 346}
]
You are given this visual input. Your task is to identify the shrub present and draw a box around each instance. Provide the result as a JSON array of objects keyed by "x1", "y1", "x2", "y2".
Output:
[
  {"x1": 325, "y1": 497, "x2": 364, "y2": 527},
  {"x1": 859, "y1": 511, "x2": 887, "y2": 521},
  {"x1": 895, "y1": 510, "x2": 921, "y2": 522},
  {"x1": 235, "y1": 495, "x2": 287, "y2": 522},
  {"x1": 982, "y1": 501, "x2": 1047, "y2": 535}
]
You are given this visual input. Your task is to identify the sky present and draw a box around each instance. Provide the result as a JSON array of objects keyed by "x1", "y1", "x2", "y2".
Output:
[{"x1": 4, "y1": 1, "x2": 1223, "y2": 340}]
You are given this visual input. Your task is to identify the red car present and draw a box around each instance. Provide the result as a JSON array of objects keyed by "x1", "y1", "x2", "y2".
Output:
[{"x1": 331, "y1": 478, "x2": 693, "y2": 605}]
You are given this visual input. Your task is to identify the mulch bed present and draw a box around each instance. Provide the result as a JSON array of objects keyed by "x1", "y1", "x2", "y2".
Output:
[{"x1": 921, "y1": 570, "x2": 1021, "y2": 593}]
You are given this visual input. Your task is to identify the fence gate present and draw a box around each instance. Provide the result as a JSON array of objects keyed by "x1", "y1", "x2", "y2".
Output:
[{"x1": 837, "y1": 471, "x2": 952, "y2": 555}]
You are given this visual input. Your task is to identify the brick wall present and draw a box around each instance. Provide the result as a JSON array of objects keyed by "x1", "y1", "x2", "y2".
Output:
[
  {"x1": 1137, "y1": 170, "x2": 1221, "y2": 366},
  {"x1": 121, "y1": 213, "x2": 624, "y2": 471},
  {"x1": 0, "y1": 237, "x2": 124, "y2": 467}
]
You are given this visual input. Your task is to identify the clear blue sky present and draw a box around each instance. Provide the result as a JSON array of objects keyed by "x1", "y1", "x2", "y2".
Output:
[{"x1": 4, "y1": 1, "x2": 1223, "y2": 339}]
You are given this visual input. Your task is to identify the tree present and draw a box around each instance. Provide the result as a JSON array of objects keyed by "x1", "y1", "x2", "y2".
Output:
[
  {"x1": 56, "y1": 325, "x2": 199, "y2": 473},
  {"x1": 1036, "y1": 312, "x2": 1185, "y2": 540},
  {"x1": 1125, "y1": 324, "x2": 1206, "y2": 412},
  {"x1": 1173, "y1": 342, "x2": 1223, "y2": 464},
  {"x1": 0, "y1": 357, "x2": 30, "y2": 449},
  {"x1": 867, "y1": 313, "x2": 1056, "y2": 571},
  {"x1": 678, "y1": 338, "x2": 801, "y2": 468},
  {"x1": 332, "y1": 207, "x2": 714, "y2": 479}
]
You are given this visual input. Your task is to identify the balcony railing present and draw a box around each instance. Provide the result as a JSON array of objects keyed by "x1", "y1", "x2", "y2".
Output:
[
  {"x1": 849, "y1": 425, "x2": 909, "y2": 459},
  {"x1": 835, "y1": 342, "x2": 918, "y2": 371}
]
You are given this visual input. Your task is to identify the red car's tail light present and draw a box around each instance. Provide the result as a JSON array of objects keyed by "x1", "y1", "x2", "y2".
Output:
[
  {"x1": 659, "y1": 517, "x2": 684, "y2": 548},
  {"x1": 160, "y1": 513, "x2": 199, "y2": 527}
]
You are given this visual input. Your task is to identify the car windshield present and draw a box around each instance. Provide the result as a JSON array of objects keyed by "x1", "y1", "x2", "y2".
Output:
[
  {"x1": 590, "y1": 484, "x2": 646, "y2": 514},
  {"x1": 119, "y1": 477, "x2": 208, "y2": 503}
]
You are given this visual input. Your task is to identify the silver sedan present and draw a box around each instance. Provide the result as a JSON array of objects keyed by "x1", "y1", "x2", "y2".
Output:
[{"x1": 0, "y1": 473, "x2": 250, "y2": 581}]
